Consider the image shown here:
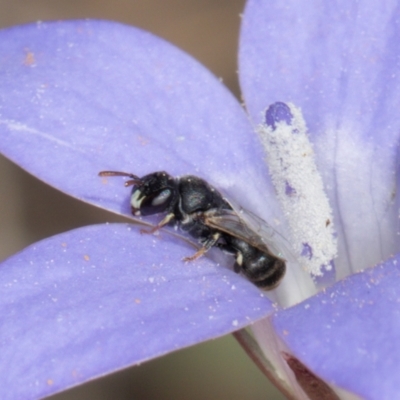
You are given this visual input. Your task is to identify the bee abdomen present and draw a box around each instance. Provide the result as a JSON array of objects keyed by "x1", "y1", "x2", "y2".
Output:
[
  {"x1": 236, "y1": 244, "x2": 286, "y2": 290},
  {"x1": 249, "y1": 258, "x2": 286, "y2": 289}
]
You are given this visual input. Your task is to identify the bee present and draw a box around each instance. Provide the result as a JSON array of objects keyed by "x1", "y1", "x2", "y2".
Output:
[{"x1": 99, "y1": 170, "x2": 286, "y2": 289}]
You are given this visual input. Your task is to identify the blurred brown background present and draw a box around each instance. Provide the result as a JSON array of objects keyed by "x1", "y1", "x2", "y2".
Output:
[{"x1": 0, "y1": 1, "x2": 286, "y2": 399}]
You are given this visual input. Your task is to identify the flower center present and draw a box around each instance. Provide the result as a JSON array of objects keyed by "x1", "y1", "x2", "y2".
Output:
[{"x1": 257, "y1": 102, "x2": 337, "y2": 283}]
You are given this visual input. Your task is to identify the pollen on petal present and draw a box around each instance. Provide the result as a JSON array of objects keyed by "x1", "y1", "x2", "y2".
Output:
[{"x1": 257, "y1": 102, "x2": 337, "y2": 277}]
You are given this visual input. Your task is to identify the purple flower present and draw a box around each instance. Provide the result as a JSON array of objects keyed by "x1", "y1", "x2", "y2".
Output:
[{"x1": 1, "y1": 1, "x2": 400, "y2": 399}]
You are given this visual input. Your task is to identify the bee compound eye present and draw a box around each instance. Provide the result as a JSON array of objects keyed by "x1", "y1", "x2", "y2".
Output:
[
  {"x1": 151, "y1": 189, "x2": 172, "y2": 207},
  {"x1": 139, "y1": 189, "x2": 173, "y2": 216}
]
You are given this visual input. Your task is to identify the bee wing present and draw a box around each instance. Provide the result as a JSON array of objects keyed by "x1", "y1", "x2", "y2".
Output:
[
  {"x1": 203, "y1": 203, "x2": 296, "y2": 263},
  {"x1": 202, "y1": 209, "x2": 270, "y2": 252},
  {"x1": 202, "y1": 208, "x2": 290, "y2": 262},
  {"x1": 236, "y1": 207, "x2": 297, "y2": 262}
]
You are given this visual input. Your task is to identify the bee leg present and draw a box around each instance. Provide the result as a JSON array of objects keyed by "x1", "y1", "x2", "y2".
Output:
[
  {"x1": 140, "y1": 213, "x2": 175, "y2": 234},
  {"x1": 183, "y1": 232, "x2": 221, "y2": 262}
]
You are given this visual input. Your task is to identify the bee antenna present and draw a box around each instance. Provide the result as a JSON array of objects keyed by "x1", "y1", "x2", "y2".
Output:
[{"x1": 98, "y1": 171, "x2": 142, "y2": 187}]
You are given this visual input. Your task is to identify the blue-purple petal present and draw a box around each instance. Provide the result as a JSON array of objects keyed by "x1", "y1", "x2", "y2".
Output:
[
  {"x1": 0, "y1": 223, "x2": 273, "y2": 400},
  {"x1": 240, "y1": 0, "x2": 400, "y2": 145},
  {"x1": 273, "y1": 255, "x2": 400, "y2": 399},
  {"x1": 239, "y1": 0, "x2": 400, "y2": 275},
  {"x1": 0, "y1": 20, "x2": 281, "y2": 221}
]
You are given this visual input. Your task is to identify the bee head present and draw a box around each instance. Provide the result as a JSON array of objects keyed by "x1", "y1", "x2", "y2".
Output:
[
  {"x1": 129, "y1": 171, "x2": 178, "y2": 216},
  {"x1": 99, "y1": 170, "x2": 178, "y2": 216}
]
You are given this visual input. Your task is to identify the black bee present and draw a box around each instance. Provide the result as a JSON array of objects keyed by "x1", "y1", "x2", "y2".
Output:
[{"x1": 99, "y1": 170, "x2": 286, "y2": 289}]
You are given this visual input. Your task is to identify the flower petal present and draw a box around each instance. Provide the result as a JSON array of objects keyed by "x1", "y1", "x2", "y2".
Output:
[
  {"x1": 240, "y1": 0, "x2": 400, "y2": 141},
  {"x1": 272, "y1": 255, "x2": 400, "y2": 399},
  {"x1": 0, "y1": 223, "x2": 273, "y2": 399},
  {"x1": 0, "y1": 20, "x2": 281, "y2": 221},
  {"x1": 239, "y1": 0, "x2": 400, "y2": 274}
]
